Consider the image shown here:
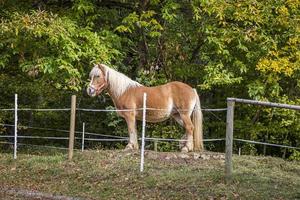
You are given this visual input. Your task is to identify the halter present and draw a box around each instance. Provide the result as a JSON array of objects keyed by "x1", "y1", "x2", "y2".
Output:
[{"x1": 89, "y1": 66, "x2": 109, "y2": 94}]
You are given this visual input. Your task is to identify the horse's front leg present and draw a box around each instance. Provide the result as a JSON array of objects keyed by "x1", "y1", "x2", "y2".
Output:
[{"x1": 124, "y1": 112, "x2": 139, "y2": 150}]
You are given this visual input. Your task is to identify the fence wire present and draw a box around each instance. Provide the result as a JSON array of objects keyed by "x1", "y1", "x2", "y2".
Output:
[
  {"x1": 77, "y1": 107, "x2": 227, "y2": 112},
  {"x1": 0, "y1": 108, "x2": 70, "y2": 111},
  {"x1": 234, "y1": 138, "x2": 300, "y2": 150},
  {"x1": 1, "y1": 123, "x2": 299, "y2": 150}
]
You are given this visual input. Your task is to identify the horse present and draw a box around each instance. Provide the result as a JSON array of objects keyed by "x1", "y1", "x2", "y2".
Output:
[{"x1": 87, "y1": 64, "x2": 204, "y2": 152}]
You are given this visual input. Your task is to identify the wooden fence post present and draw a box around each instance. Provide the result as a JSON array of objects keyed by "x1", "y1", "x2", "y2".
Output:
[
  {"x1": 225, "y1": 99, "x2": 235, "y2": 182},
  {"x1": 224, "y1": 97, "x2": 300, "y2": 182},
  {"x1": 68, "y1": 95, "x2": 76, "y2": 160}
]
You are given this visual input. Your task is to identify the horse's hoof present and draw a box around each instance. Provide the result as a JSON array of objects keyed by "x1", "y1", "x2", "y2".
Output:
[
  {"x1": 187, "y1": 145, "x2": 194, "y2": 152},
  {"x1": 124, "y1": 143, "x2": 134, "y2": 151},
  {"x1": 124, "y1": 143, "x2": 139, "y2": 151},
  {"x1": 181, "y1": 146, "x2": 189, "y2": 153}
]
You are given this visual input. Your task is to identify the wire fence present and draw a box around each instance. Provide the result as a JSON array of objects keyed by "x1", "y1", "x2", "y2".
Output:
[
  {"x1": 0, "y1": 123, "x2": 226, "y2": 143},
  {"x1": 1, "y1": 117, "x2": 299, "y2": 151},
  {"x1": 0, "y1": 108, "x2": 71, "y2": 111},
  {"x1": 0, "y1": 96, "x2": 228, "y2": 161},
  {"x1": 0, "y1": 107, "x2": 227, "y2": 112},
  {"x1": 0, "y1": 95, "x2": 299, "y2": 160},
  {"x1": 234, "y1": 138, "x2": 300, "y2": 150}
]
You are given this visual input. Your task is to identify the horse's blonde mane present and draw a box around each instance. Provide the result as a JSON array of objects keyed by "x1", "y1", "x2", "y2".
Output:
[{"x1": 91, "y1": 64, "x2": 142, "y2": 97}]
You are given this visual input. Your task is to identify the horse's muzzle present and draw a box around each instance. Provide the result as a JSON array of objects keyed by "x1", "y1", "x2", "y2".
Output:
[{"x1": 87, "y1": 86, "x2": 96, "y2": 96}]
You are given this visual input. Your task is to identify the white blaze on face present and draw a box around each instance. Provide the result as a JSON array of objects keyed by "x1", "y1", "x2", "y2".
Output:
[
  {"x1": 87, "y1": 65, "x2": 102, "y2": 96},
  {"x1": 86, "y1": 75, "x2": 93, "y2": 96}
]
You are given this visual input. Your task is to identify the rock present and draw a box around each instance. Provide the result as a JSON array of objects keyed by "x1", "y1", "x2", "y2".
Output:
[
  {"x1": 179, "y1": 153, "x2": 190, "y2": 159},
  {"x1": 125, "y1": 152, "x2": 132, "y2": 156},
  {"x1": 165, "y1": 156, "x2": 171, "y2": 160},
  {"x1": 201, "y1": 154, "x2": 210, "y2": 160},
  {"x1": 193, "y1": 153, "x2": 201, "y2": 159},
  {"x1": 147, "y1": 153, "x2": 158, "y2": 160}
]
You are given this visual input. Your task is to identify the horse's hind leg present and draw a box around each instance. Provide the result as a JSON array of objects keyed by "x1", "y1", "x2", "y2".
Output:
[
  {"x1": 172, "y1": 113, "x2": 183, "y2": 126},
  {"x1": 124, "y1": 112, "x2": 139, "y2": 150},
  {"x1": 172, "y1": 114, "x2": 185, "y2": 149},
  {"x1": 179, "y1": 113, "x2": 194, "y2": 152}
]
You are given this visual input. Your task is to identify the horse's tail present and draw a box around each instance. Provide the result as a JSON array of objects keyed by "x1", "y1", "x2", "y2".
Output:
[{"x1": 192, "y1": 89, "x2": 204, "y2": 151}]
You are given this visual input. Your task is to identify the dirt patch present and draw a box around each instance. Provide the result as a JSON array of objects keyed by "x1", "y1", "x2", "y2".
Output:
[
  {"x1": 0, "y1": 186, "x2": 85, "y2": 200},
  {"x1": 122, "y1": 150, "x2": 225, "y2": 164}
]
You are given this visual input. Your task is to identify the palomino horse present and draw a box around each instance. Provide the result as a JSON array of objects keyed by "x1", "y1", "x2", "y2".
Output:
[{"x1": 87, "y1": 64, "x2": 203, "y2": 152}]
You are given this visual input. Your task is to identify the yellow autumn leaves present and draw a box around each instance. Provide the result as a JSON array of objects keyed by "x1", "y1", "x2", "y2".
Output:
[
  {"x1": 257, "y1": 56, "x2": 298, "y2": 77},
  {"x1": 256, "y1": 39, "x2": 300, "y2": 77}
]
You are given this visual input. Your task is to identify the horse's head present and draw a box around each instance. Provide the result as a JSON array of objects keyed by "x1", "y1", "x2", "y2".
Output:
[{"x1": 87, "y1": 64, "x2": 109, "y2": 97}]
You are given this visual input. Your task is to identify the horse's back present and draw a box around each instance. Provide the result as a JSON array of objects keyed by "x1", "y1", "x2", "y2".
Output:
[
  {"x1": 136, "y1": 80, "x2": 193, "y2": 97},
  {"x1": 127, "y1": 81, "x2": 196, "y2": 105},
  {"x1": 167, "y1": 81, "x2": 195, "y2": 95},
  {"x1": 134, "y1": 81, "x2": 196, "y2": 108},
  {"x1": 147, "y1": 81, "x2": 193, "y2": 93}
]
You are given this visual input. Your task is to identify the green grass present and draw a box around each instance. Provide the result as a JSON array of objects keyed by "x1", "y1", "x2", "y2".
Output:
[{"x1": 0, "y1": 149, "x2": 299, "y2": 200}]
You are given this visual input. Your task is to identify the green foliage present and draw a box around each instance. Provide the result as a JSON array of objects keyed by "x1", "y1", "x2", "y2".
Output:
[
  {"x1": 289, "y1": 150, "x2": 300, "y2": 161},
  {"x1": 116, "y1": 11, "x2": 163, "y2": 37},
  {"x1": 0, "y1": 10, "x2": 121, "y2": 91},
  {"x1": 148, "y1": 123, "x2": 183, "y2": 151}
]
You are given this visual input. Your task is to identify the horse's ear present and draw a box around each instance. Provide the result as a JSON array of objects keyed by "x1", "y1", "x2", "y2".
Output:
[
  {"x1": 97, "y1": 64, "x2": 106, "y2": 74},
  {"x1": 98, "y1": 64, "x2": 108, "y2": 81}
]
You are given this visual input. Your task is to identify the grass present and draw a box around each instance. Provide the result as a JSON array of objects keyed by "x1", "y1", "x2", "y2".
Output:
[{"x1": 0, "y1": 148, "x2": 299, "y2": 200}]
